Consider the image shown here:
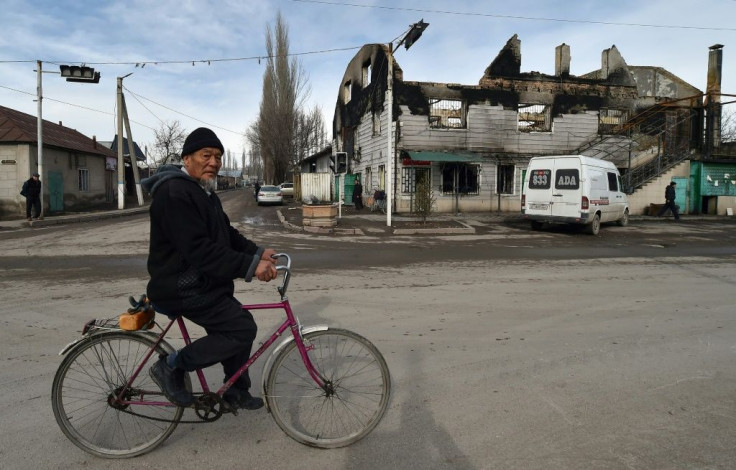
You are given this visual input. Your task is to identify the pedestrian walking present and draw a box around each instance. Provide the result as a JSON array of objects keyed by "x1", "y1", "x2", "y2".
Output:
[
  {"x1": 20, "y1": 172, "x2": 42, "y2": 221},
  {"x1": 657, "y1": 181, "x2": 680, "y2": 221},
  {"x1": 352, "y1": 178, "x2": 363, "y2": 210}
]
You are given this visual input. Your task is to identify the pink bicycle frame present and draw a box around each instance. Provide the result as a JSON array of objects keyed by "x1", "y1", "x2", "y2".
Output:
[{"x1": 115, "y1": 259, "x2": 328, "y2": 407}]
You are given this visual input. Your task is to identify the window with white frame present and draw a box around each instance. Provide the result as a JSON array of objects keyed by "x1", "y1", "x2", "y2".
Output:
[
  {"x1": 429, "y1": 99, "x2": 465, "y2": 129},
  {"x1": 401, "y1": 167, "x2": 431, "y2": 194},
  {"x1": 365, "y1": 166, "x2": 372, "y2": 190},
  {"x1": 78, "y1": 168, "x2": 89, "y2": 191},
  {"x1": 496, "y1": 164, "x2": 515, "y2": 194},
  {"x1": 378, "y1": 165, "x2": 385, "y2": 190},
  {"x1": 518, "y1": 104, "x2": 551, "y2": 132},
  {"x1": 441, "y1": 163, "x2": 479, "y2": 195}
]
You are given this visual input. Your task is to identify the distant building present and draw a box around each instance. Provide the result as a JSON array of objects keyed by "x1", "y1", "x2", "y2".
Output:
[{"x1": 0, "y1": 105, "x2": 117, "y2": 218}]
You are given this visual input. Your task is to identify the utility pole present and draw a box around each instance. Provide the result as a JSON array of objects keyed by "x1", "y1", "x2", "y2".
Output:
[
  {"x1": 36, "y1": 60, "x2": 44, "y2": 218},
  {"x1": 116, "y1": 76, "x2": 126, "y2": 209},
  {"x1": 385, "y1": 19, "x2": 429, "y2": 227}
]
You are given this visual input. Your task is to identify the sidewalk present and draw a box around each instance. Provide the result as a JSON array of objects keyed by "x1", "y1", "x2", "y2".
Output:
[{"x1": 0, "y1": 205, "x2": 149, "y2": 231}]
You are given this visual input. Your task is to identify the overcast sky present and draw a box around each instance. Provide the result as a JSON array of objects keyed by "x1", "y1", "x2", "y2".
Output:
[{"x1": 1, "y1": 0, "x2": 734, "y2": 163}]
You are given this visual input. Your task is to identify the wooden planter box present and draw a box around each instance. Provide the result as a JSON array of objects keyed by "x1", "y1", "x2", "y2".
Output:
[{"x1": 302, "y1": 204, "x2": 338, "y2": 227}]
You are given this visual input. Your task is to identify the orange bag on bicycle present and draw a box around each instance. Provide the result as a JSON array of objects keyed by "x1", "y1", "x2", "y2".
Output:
[{"x1": 119, "y1": 304, "x2": 155, "y2": 331}]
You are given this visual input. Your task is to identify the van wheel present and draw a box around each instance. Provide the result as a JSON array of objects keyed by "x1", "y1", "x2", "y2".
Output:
[
  {"x1": 530, "y1": 221, "x2": 543, "y2": 231},
  {"x1": 617, "y1": 209, "x2": 629, "y2": 227},
  {"x1": 586, "y1": 214, "x2": 601, "y2": 235}
]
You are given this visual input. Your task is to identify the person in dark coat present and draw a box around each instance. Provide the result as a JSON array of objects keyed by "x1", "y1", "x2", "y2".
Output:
[
  {"x1": 142, "y1": 127, "x2": 278, "y2": 410},
  {"x1": 352, "y1": 178, "x2": 364, "y2": 210},
  {"x1": 21, "y1": 172, "x2": 42, "y2": 221},
  {"x1": 657, "y1": 181, "x2": 680, "y2": 220}
]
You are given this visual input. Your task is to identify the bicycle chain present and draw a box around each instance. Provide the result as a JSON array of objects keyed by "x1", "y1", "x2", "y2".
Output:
[{"x1": 114, "y1": 392, "x2": 234, "y2": 424}]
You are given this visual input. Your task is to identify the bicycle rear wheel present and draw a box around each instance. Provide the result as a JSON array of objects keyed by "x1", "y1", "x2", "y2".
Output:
[
  {"x1": 265, "y1": 329, "x2": 391, "y2": 448},
  {"x1": 51, "y1": 332, "x2": 188, "y2": 458}
]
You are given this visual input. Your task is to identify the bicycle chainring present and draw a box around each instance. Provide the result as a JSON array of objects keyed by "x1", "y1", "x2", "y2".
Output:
[{"x1": 194, "y1": 392, "x2": 225, "y2": 422}]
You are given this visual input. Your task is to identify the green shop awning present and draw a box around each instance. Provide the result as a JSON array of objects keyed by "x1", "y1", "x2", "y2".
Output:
[{"x1": 405, "y1": 151, "x2": 481, "y2": 163}]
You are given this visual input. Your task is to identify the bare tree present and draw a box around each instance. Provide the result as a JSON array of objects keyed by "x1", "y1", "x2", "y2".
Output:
[
  {"x1": 721, "y1": 106, "x2": 735, "y2": 143},
  {"x1": 248, "y1": 12, "x2": 311, "y2": 184},
  {"x1": 151, "y1": 120, "x2": 187, "y2": 165}
]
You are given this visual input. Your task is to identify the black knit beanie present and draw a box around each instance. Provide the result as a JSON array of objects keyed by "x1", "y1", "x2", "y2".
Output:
[{"x1": 181, "y1": 127, "x2": 224, "y2": 157}]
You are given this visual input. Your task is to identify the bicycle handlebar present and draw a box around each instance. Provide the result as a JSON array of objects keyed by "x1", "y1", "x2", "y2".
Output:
[{"x1": 271, "y1": 253, "x2": 291, "y2": 298}]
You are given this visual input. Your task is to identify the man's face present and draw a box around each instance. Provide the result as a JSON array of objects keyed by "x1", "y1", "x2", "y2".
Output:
[{"x1": 183, "y1": 147, "x2": 222, "y2": 182}]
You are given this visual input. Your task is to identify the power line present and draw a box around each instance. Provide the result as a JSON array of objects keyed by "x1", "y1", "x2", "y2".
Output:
[
  {"x1": 0, "y1": 83, "x2": 155, "y2": 131},
  {"x1": 292, "y1": 0, "x2": 736, "y2": 32},
  {"x1": 123, "y1": 85, "x2": 243, "y2": 135},
  {"x1": 0, "y1": 46, "x2": 363, "y2": 68}
]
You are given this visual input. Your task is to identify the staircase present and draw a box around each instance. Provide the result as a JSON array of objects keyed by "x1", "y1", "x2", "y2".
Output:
[{"x1": 573, "y1": 103, "x2": 700, "y2": 194}]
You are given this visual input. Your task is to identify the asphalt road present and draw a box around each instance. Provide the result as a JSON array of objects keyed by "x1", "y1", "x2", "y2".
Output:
[{"x1": 1, "y1": 189, "x2": 735, "y2": 469}]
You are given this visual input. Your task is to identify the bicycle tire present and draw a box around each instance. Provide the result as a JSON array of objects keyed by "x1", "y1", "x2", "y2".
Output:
[
  {"x1": 51, "y1": 331, "x2": 189, "y2": 458},
  {"x1": 265, "y1": 329, "x2": 391, "y2": 448}
]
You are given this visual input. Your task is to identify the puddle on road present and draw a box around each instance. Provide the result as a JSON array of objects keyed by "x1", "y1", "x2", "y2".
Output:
[{"x1": 240, "y1": 216, "x2": 279, "y2": 226}]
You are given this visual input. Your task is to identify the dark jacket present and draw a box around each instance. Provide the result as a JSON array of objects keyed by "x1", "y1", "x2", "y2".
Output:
[
  {"x1": 142, "y1": 165, "x2": 263, "y2": 314},
  {"x1": 22, "y1": 178, "x2": 41, "y2": 198},
  {"x1": 665, "y1": 185, "x2": 676, "y2": 203}
]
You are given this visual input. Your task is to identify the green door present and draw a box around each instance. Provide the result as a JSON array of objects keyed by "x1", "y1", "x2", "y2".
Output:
[
  {"x1": 672, "y1": 176, "x2": 688, "y2": 215},
  {"x1": 48, "y1": 171, "x2": 64, "y2": 213}
]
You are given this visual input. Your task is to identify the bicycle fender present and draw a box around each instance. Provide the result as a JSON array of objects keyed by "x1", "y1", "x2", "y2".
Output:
[
  {"x1": 58, "y1": 330, "x2": 176, "y2": 356},
  {"x1": 261, "y1": 325, "x2": 329, "y2": 402}
]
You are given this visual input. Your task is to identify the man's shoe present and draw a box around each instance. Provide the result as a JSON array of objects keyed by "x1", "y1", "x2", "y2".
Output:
[
  {"x1": 223, "y1": 387, "x2": 264, "y2": 411},
  {"x1": 149, "y1": 356, "x2": 194, "y2": 407}
]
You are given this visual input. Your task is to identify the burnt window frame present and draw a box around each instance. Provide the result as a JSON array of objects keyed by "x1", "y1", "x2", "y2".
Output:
[
  {"x1": 441, "y1": 163, "x2": 480, "y2": 195},
  {"x1": 517, "y1": 103, "x2": 552, "y2": 133},
  {"x1": 598, "y1": 108, "x2": 629, "y2": 135},
  {"x1": 496, "y1": 164, "x2": 516, "y2": 194},
  {"x1": 428, "y1": 98, "x2": 466, "y2": 129}
]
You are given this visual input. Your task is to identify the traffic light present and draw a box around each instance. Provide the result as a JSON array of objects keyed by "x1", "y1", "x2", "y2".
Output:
[
  {"x1": 403, "y1": 19, "x2": 429, "y2": 50},
  {"x1": 59, "y1": 65, "x2": 101, "y2": 83},
  {"x1": 336, "y1": 152, "x2": 347, "y2": 173},
  {"x1": 330, "y1": 153, "x2": 348, "y2": 173}
]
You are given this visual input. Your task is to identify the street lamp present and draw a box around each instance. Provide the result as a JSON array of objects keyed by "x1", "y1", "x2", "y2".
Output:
[
  {"x1": 35, "y1": 61, "x2": 100, "y2": 218},
  {"x1": 385, "y1": 20, "x2": 429, "y2": 226}
]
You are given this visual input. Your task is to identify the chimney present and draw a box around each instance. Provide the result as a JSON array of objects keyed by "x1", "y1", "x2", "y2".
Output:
[
  {"x1": 92, "y1": 135, "x2": 97, "y2": 149},
  {"x1": 706, "y1": 44, "x2": 724, "y2": 153},
  {"x1": 58, "y1": 121, "x2": 62, "y2": 126},
  {"x1": 555, "y1": 43, "x2": 570, "y2": 76}
]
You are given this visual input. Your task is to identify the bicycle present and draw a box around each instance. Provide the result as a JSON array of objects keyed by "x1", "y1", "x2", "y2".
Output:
[
  {"x1": 51, "y1": 254, "x2": 391, "y2": 458},
  {"x1": 370, "y1": 189, "x2": 386, "y2": 214}
]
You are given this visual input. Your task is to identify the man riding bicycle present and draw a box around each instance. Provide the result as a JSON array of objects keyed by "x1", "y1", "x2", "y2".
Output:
[{"x1": 142, "y1": 127, "x2": 278, "y2": 410}]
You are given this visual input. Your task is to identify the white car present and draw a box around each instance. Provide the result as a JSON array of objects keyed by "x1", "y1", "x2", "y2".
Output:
[
  {"x1": 279, "y1": 182, "x2": 294, "y2": 198},
  {"x1": 257, "y1": 185, "x2": 283, "y2": 206}
]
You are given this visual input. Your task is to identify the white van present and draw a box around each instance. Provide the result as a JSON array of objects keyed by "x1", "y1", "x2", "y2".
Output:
[{"x1": 521, "y1": 155, "x2": 629, "y2": 235}]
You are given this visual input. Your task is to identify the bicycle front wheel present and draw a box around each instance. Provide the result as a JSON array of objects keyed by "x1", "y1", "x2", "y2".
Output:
[
  {"x1": 51, "y1": 332, "x2": 188, "y2": 458},
  {"x1": 265, "y1": 329, "x2": 391, "y2": 448}
]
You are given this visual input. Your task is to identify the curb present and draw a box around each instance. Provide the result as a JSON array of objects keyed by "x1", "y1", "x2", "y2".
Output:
[
  {"x1": 277, "y1": 209, "x2": 365, "y2": 235},
  {"x1": 25, "y1": 207, "x2": 149, "y2": 228},
  {"x1": 392, "y1": 220, "x2": 475, "y2": 235}
]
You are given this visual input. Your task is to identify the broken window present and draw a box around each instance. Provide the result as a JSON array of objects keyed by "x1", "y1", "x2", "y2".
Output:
[
  {"x1": 496, "y1": 164, "x2": 515, "y2": 194},
  {"x1": 599, "y1": 108, "x2": 628, "y2": 134},
  {"x1": 362, "y1": 60, "x2": 372, "y2": 87},
  {"x1": 344, "y1": 80, "x2": 352, "y2": 104},
  {"x1": 441, "y1": 163, "x2": 479, "y2": 195},
  {"x1": 401, "y1": 167, "x2": 431, "y2": 194},
  {"x1": 518, "y1": 104, "x2": 551, "y2": 132},
  {"x1": 372, "y1": 110, "x2": 381, "y2": 135},
  {"x1": 429, "y1": 99, "x2": 465, "y2": 129}
]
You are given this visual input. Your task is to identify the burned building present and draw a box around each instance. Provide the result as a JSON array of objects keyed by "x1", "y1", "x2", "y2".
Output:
[{"x1": 332, "y1": 35, "x2": 705, "y2": 214}]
